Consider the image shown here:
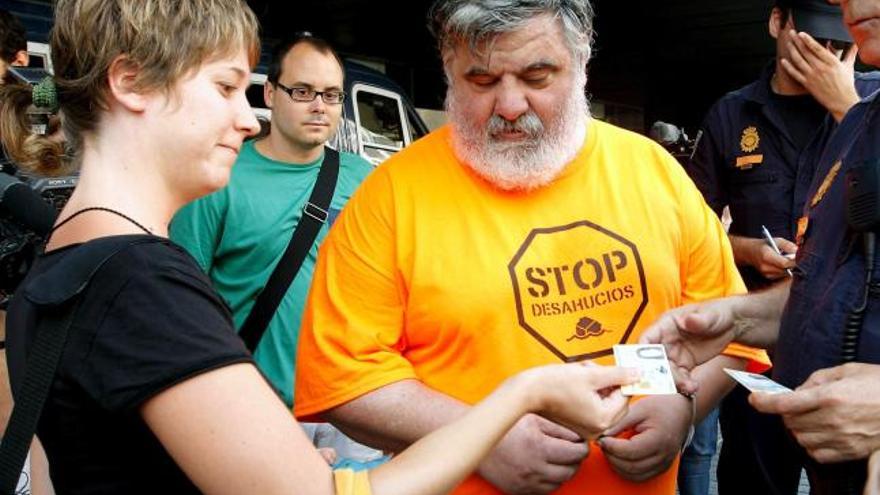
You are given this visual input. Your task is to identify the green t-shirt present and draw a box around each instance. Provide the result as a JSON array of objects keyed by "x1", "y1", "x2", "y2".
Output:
[{"x1": 170, "y1": 140, "x2": 373, "y2": 406}]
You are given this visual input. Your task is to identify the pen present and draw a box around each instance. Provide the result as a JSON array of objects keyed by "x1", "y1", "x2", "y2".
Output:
[{"x1": 761, "y1": 225, "x2": 793, "y2": 277}]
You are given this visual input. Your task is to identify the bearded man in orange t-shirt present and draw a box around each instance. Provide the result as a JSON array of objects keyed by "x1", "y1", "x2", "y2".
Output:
[{"x1": 294, "y1": 1, "x2": 768, "y2": 494}]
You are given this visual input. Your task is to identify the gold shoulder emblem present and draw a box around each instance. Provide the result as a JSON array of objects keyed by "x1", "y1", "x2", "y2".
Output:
[
  {"x1": 740, "y1": 126, "x2": 760, "y2": 153},
  {"x1": 810, "y1": 160, "x2": 842, "y2": 208}
]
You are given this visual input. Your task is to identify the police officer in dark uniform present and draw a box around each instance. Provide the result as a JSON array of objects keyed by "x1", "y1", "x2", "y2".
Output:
[
  {"x1": 689, "y1": 73, "x2": 880, "y2": 495},
  {"x1": 766, "y1": 66, "x2": 880, "y2": 495},
  {"x1": 643, "y1": 3, "x2": 880, "y2": 493},
  {"x1": 686, "y1": 1, "x2": 880, "y2": 494}
]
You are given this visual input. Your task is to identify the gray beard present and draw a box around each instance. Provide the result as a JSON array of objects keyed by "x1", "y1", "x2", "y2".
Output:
[{"x1": 446, "y1": 78, "x2": 590, "y2": 191}]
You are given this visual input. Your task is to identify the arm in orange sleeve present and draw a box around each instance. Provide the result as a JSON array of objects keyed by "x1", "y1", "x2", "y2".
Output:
[
  {"x1": 294, "y1": 167, "x2": 419, "y2": 422},
  {"x1": 292, "y1": 166, "x2": 497, "y2": 455}
]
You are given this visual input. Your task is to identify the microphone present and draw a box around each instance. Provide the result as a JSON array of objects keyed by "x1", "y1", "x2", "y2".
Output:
[
  {"x1": 0, "y1": 173, "x2": 58, "y2": 237},
  {"x1": 649, "y1": 121, "x2": 684, "y2": 147}
]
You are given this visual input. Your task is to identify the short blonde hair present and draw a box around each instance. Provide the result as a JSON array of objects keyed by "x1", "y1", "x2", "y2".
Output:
[{"x1": 0, "y1": 0, "x2": 260, "y2": 175}]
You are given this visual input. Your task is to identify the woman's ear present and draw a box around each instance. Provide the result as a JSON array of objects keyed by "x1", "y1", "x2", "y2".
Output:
[{"x1": 106, "y1": 56, "x2": 149, "y2": 112}]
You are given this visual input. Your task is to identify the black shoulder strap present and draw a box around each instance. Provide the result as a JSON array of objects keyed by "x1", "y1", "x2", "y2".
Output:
[
  {"x1": 238, "y1": 147, "x2": 340, "y2": 352},
  {"x1": 0, "y1": 237, "x2": 158, "y2": 494},
  {"x1": 0, "y1": 304, "x2": 77, "y2": 494}
]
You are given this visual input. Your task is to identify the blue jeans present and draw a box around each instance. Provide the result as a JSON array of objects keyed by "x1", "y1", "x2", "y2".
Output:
[
  {"x1": 333, "y1": 455, "x2": 391, "y2": 472},
  {"x1": 677, "y1": 408, "x2": 719, "y2": 495}
]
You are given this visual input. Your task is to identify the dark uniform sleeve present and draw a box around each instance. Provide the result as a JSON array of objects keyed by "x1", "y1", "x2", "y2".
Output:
[
  {"x1": 76, "y1": 245, "x2": 253, "y2": 412},
  {"x1": 686, "y1": 102, "x2": 729, "y2": 218}
]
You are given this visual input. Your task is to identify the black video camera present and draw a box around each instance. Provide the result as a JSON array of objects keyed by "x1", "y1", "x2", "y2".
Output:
[
  {"x1": 0, "y1": 165, "x2": 76, "y2": 308},
  {"x1": 648, "y1": 121, "x2": 696, "y2": 166}
]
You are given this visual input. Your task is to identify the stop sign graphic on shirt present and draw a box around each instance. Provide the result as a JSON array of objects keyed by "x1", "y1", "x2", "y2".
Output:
[{"x1": 508, "y1": 220, "x2": 648, "y2": 362}]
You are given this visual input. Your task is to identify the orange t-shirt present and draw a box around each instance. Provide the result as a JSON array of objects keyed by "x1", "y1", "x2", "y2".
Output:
[{"x1": 296, "y1": 121, "x2": 768, "y2": 494}]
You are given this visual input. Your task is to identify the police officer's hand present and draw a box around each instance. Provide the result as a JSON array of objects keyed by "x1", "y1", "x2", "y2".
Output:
[
  {"x1": 782, "y1": 30, "x2": 860, "y2": 122},
  {"x1": 598, "y1": 394, "x2": 692, "y2": 482},
  {"x1": 733, "y1": 236, "x2": 796, "y2": 280},
  {"x1": 750, "y1": 363, "x2": 880, "y2": 463},
  {"x1": 639, "y1": 300, "x2": 740, "y2": 393},
  {"x1": 477, "y1": 414, "x2": 589, "y2": 494},
  {"x1": 867, "y1": 450, "x2": 880, "y2": 495}
]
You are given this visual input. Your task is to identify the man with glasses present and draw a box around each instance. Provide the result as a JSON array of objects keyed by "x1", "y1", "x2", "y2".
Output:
[
  {"x1": 170, "y1": 33, "x2": 377, "y2": 466},
  {"x1": 684, "y1": 1, "x2": 880, "y2": 494}
]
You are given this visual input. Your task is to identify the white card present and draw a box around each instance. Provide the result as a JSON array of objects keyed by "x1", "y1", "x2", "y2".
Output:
[
  {"x1": 612, "y1": 344, "x2": 677, "y2": 396},
  {"x1": 724, "y1": 368, "x2": 792, "y2": 395}
]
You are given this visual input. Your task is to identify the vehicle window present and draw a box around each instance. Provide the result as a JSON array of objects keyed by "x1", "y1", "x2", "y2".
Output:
[
  {"x1": 246, "y1": 84, "x2": 267, "y2": 111},
  {"x1": 355, "y1": 89, "x2": 405, "y2": 149},
  {"x1": 352, "y1": 84, "x2": 413, "y2": 165},
  {"x1": 406, "y1": 107, "x2": 427, "y2": 143},
  {"x1": 28, "y1": 56, "x2": 45, "y2": 69},
  {"x1": 26, "y1": 43, "x2": 51, "y2": 71}
]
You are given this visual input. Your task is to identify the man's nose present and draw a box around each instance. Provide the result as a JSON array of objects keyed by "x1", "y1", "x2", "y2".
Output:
[
  {"x1": 493, "y1": 80, "x2": 529, "y2": 122},
  {"x1": 308, "y1": 94, "x2": 327, "y2": 112}
]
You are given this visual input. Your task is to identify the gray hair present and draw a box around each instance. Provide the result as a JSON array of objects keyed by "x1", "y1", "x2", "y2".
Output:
[{"x1": 428, "y1": 0, "x2": 595, "y2": 65}]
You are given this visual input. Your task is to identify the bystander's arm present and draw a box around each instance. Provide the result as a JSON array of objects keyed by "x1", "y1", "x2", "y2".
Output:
[
  {"x1": 368, "y1": 365, "x2": 634, "y2": 495},
  {"x1": 326, "y1": 378, "x2": 595, "y2": 495},
  {"x1": 640, "y1": 281, "x2": 791, "y2": 379}
]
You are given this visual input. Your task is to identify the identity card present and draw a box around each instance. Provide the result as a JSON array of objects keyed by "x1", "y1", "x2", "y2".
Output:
[{"x1": 724, "y1": 368, "x2": 792, "y2": 395}]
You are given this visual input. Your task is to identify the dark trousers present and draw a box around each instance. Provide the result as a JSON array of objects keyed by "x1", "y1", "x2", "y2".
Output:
[
  {"x1": 806, "y1": 458, "x2": 868, "y2": 495},
  {"x1": 717, "y1": 384, "x2": 803, "y2": 495}
]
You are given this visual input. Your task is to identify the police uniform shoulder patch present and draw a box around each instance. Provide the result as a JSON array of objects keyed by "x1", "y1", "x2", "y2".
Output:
[
  {"x1": 740, "y1": 126, "x2": 760, "y2": 153},
  {"x1": 810, "y1": 160, "x2": 842, "y2": 208}
]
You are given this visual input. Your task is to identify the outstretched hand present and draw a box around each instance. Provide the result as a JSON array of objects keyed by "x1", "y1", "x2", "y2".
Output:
[
  {"x1": 524, "y1": 363, "x2": 639, "y2": 441},
  {"x1": 639, "y1": 299, "x2": 739, "y2": 393}
]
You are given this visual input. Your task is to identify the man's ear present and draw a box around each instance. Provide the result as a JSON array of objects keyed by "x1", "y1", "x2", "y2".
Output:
[
  {"x1": 10, "y1": 50, "x2": 28, "y2": 67},
  {"x1": 106, "y1": 56, "x2": 149, "y2": 112},
  {"x1": 769, "y1": 7, "x2": 784, "y2": 40},
  {"x1": 263, "y1": 81, "x2": 274, "y2": 109}
]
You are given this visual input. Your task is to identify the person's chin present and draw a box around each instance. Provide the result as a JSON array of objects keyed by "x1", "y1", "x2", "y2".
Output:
[
  {"x1": 861, "y1": 40, "x2": 880, "y2": 66},
  {"x1": 300, "y1": 134, "x2": 329, "y2": 147},
  {"x1": 205, "y1": 158, "x2": 235, "y2": 189}
]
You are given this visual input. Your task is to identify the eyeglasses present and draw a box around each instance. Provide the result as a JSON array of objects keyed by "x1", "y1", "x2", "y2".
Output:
[{"x1": 275, "y1": 82, "x2": 345, "y2": 104}]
